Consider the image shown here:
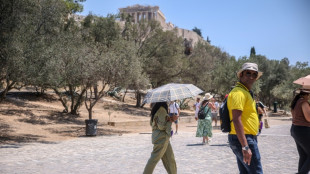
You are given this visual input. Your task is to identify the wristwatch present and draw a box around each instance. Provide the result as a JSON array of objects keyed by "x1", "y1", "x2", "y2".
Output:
[{"x1": 242, "y1": 145, "x2": 249, "y2": 151}]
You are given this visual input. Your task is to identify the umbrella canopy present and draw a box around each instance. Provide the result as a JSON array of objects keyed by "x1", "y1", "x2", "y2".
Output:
[
  {"x1": 143, "y1": 83, "x2": 203, "y2": 104},
  {"x1": 293, "y1": 75, "x2": 310, "y2": 88}
]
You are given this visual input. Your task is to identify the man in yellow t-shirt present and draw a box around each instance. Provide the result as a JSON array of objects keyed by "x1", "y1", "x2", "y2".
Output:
[{"x1": 227, "y1": 62, "x2": 263, "y2": 174}]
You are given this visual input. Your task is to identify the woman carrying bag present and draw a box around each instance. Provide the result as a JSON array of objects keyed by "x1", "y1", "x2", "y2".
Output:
[
  {"x1": 196, "y1": 93, "x2": 215, "y2": 145},
  {"x1": 290, "y1": 88, "x2": 310, "y2": 174}
]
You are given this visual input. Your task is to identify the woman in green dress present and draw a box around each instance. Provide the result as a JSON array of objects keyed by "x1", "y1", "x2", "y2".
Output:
[
  {"x1": 143, "y1": 102, "x2": 177, "y2": 174},
  {"x1": 196, "y1": 93, "x2": 215, "y2": 144}
]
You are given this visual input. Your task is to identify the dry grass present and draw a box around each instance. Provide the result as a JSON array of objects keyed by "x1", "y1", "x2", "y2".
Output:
[{"x1": 0, "y1": 91, "x2": 154, "y2": 145}]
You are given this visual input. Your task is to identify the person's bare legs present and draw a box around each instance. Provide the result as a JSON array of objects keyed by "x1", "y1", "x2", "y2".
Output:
[
  {"x1": 203, "y1": 136, "x2": 207, "y2": 144},
  {"x1": 212, "y1": 113, "x2": 217, "y2": 127}
]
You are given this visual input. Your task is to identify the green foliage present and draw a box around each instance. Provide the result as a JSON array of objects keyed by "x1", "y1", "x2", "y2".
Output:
[
  {"x1": 192, "y1": 27, "x2": 202, "y2": 38},
  {"x1": 91, "y1": 15, "x2": 120, "y2": 48},
  {"x1": 1, "y1": 0, "x2": 309, "y2": 114},
  {"x1": 178, "y1": 98, "x2": 193, "y2": 110},
  {"x1": 0, "y1": 0, "x2": 67, "y2": 100},
  {"x1": 63, "y1": 0, "x2": 85, "y2": 14},
  {"x1": 211, "y1": 55, "x2": 239, "y2": 96},
  {"x1": 206, "y1": 36, "x2": 211, "y2": 44},
  {"x1": 140, "y1": 29, "x2": 185, "y2": 87},
  {"x1": 181, "y1": 41, "x2": 236, "y2": 96},
  {"x1": 270, "y1": 61, "x2": 310, "y2": 110},
  {"x1": 250, "y1": 47, "x2": 256, "y2": 56}
]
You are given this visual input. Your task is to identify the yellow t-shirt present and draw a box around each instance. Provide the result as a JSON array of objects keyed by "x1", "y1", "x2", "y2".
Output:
[{"x1": 227, "y1": 83, "x2": 259, "y2": 135}]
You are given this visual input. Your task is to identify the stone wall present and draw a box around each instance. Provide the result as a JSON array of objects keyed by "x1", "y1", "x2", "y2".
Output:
[{"x1": 175, "y1": 28, "x2": 203, "y2": 45}]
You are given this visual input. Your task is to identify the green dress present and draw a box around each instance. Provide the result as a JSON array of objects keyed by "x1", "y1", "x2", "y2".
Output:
[
  {"x1": 143, "y1": 106, "x2": 177, "y2": 174},
  {"x1": 196, "y1": 105, "x2": 213, "y2": 138}
]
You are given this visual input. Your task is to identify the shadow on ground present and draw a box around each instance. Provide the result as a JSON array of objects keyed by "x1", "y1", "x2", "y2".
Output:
[
  {"x1": 0, "y1": 134, "x2": 52, "y2": 147},
  {"x1": 104, "y1": 103, "x2": 151, "y2": 117},
  {"x1": 187, "y1": 143, "x2": 205, "y2": 146},
  {"x1": 7, "y1": 92, "x2": 58, "y2": 102},
  {"x1": 43, "y1": 111, "x2": 84, "y2": 125},
  {"x1": 45, "y1": 125, "x2": 129, "y2": 137}
]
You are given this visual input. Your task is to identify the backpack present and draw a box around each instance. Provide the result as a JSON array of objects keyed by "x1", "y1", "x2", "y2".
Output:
[
  {"x1": 198, "y1": 103, "x2": 210, "y2": 119},
  {"x1": 219, "y1": 97, "x2": 231, "y2": 133}
]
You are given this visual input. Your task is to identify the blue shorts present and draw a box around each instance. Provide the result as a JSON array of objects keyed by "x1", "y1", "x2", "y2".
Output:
[{"x1": 169, "y1": 113, "x2": 178, "y2": 124}]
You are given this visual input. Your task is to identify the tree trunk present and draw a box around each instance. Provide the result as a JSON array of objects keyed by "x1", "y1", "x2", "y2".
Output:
[
  {"x1": 53, "y1": 88, "x2": 68, "y2": 113},
  {"x1": 0, "y1": 80, "x2": 15, "y2": 102},
  {"x1": 71, "y1": 88, "x2": 86, "y2": 115},
  {"x1": 88, "y1": 106, "x2": 93, "y2": 120},
  {"x1": 0, "y1": 90, "x2": 7, "y2": 102},
  {"x1": 69, "y1": 85, "x2": 75, "y2": 113},
  {"x1": 135, "y1": 90, "x2": 141, "y2": 107},
  {"x1": 94, "y1": 85, "x2": 98, "y2": 99},
  {"x1": 140, "y1": 102, "x2": 145, "y2": 108},
  {"x1": 122, "y1": 89, "x2": 128, "y2": 102}
]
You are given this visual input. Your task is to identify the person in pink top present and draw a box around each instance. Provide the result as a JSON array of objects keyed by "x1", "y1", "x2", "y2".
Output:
[{"x1": 290, "y1": 88, "x2": 310, "y2": 174}]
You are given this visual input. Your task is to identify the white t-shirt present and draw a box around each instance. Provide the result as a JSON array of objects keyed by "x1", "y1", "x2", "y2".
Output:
[
  {"x1": 169, "y1": 102, "x2": 179, "y2": 114},
  {"x1": 211, "y1": 101, "x2": 219, "y2": 113},
  {"x1": 194, "y1": 102, "x2": 200, "y2": 117}
]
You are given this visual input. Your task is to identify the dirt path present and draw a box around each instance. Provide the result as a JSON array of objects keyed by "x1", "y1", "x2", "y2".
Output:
[{"x1": 0, "y1": 92, "x2": 292, "y2": 145}]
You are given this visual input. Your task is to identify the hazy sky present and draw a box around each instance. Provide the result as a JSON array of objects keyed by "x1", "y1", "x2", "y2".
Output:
[{"x1": 78, "y1": 0, "x2": 310, "y2": 65}]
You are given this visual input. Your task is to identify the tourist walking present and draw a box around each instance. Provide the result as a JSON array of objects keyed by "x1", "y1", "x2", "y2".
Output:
[
  {"x1": 196, "y1": 93, "x2": 215, "y2": 144},
  {"x1": 168, "y1": 101, "x2": 180, "y2": 134},
  {"x1": 143, "y1": 102, "x2": 177, "y2": 174},
  {"x1": 211, "y1": 98, "x2": 219, "y2": 127},
  {"x1": 227, "y1": 62, "x2": 263, "y2": 173},
  {"x1": 256, "y1": 99, "x2": 267, "y2": 135},
  {"x1": 290, "y1": 88, "x2": 310, "y2": 174},
  {"x1": 193, "y1": 97, "x2": 201, "y2": 121}
]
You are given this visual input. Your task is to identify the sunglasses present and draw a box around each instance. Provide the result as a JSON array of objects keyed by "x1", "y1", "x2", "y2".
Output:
[{"x1": 244, "y1": 71, "x2": 258, "y2": 79}]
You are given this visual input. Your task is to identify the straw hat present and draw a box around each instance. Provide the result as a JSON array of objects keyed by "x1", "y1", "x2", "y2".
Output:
[
  {"x1": 237, "y1": 62, "x2": 263, "y2": 80},
  {"x1": 300, "y1": 85, "x2": 310, "y2": 94},
  {"x1": 294, "y1": 85, "x2": 310, "y2": 95},
  {"x1": 203, "y1": 93, "x2": 213, "y2": 101}
]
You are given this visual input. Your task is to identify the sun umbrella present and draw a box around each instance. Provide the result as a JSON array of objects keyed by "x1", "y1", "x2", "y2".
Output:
[
  {"x1": 143, "y1": 83, "x2": 203, "y2": 104},
  {"x1": 293, "y1": 75, "x2": 310, "y2": 88}
]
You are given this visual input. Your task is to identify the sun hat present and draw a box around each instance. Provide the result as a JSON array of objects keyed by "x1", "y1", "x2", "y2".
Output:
[
  {"x1": 294, "y1": 85, "x2": 310, "y2": 95},
  {"x1": 300, "y1": 85, "x2": 310, "y2": 94},
  {"x1": 203, "y1": 93, "x2": 213, "y2": 101},
  {"x1": 237, "y1": 62, "x2": 263, "y2": 80}
]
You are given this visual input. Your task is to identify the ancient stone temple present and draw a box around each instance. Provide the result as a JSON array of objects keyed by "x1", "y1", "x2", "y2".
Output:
[
  {"x1": 119, "y1": 5, "x2": 203, "y2": 47},
  {"x1": 119, "y1": 5, "x2": 167, "y2": 28}
]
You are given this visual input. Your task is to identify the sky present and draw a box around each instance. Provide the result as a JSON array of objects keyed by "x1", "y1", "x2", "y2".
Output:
[{"x1": 78, "y1": 0, "x2": 310, "y2": 65}]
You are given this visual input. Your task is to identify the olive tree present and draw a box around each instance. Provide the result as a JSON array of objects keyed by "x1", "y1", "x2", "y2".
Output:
[
  {"x1": 0, "y1": 0, "x2": 37, "y2": 101},
  {"x1": 0, "y1": 0, "x2": 82, "y2": 102},
  {"x1": 118, "y1": 17, "x2": 160, "y2": 106},
  {"x1": 81, "y1": 14, "x2": 149, "y2": 117}
]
